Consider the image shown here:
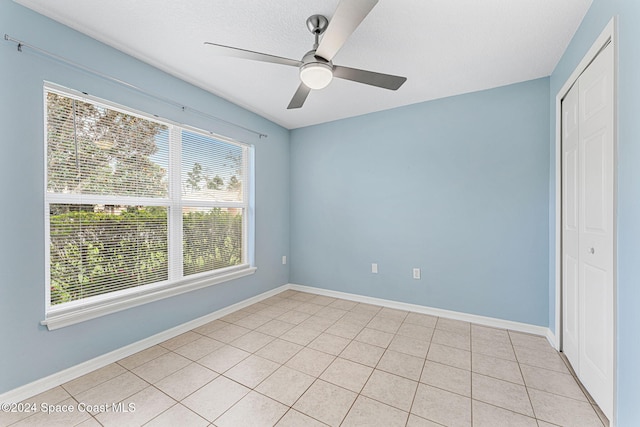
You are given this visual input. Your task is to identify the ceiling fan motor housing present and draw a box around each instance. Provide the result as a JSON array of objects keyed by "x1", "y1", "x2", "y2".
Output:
[{"x1": 300, "y1": 51, "x2": 333, "y2": 89}]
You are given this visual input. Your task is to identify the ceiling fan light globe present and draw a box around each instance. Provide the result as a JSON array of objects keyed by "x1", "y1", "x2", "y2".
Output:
[{"x1": 300, "y1": 62, "x2": 333, "y2": 90}]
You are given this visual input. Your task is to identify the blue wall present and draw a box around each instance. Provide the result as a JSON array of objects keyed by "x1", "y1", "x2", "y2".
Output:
[
  {"x1": 290, "y1": 78, "x2": 550, "y2": 327},
  {"x1": 549, "y1": 1, "x2": 640, "y2": 424},
  {"x1": 0, "y1": 1, "x2": 290, "y2": 393}
]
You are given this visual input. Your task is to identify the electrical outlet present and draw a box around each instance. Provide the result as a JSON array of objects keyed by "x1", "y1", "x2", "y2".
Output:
[
  {"x1": 372, "y1": 263, "x2": 378, "y2": 274},
  {"x1": 413, "y1": 268, "x2": 421, "y2": 279},
  {"x1": 282, "y1": 256, "x2": 287, "y2": 265}
]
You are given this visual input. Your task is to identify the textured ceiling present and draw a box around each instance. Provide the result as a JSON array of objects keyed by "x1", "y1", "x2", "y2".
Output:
[{"x1": 16, "y1": 0, "x2": 592, "y2": 129}]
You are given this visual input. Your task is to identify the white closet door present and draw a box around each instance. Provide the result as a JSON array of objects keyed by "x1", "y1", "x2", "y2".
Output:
[
  {"x1": 562, "y1": 80, "x2": 580, "y2": 372},
  {"x1": 562, "y1": 42, "x2": 614, "y2": 421},
  {"x1": 578, "y1": 42, "x2": 614, "y2": 420}
]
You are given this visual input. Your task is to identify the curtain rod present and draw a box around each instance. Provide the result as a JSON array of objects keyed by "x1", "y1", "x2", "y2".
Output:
[{"x1": 3, "y1": 34, "x2": 268, "y2": 139}]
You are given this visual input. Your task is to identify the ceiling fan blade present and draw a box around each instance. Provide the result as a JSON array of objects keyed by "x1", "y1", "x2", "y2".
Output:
[
  {"x1": 333, "y1": 66, "x2": 407, "y2": 90},
  {"x1": 315, "y1": 0, "x2": 378, "y2": 61},
  {"x1": 204, "y1": 42, "x2": 302, "y2": 67},
  {"x1": 287, "y1": 83, "x2": 312, "y2": 109}
]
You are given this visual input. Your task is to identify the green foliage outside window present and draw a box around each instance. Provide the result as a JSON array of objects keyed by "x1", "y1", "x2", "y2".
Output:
[
  {"x1": 50, "y1": 207, "x2": 242, "y2": 305},
  {"x1": 183, "y1": 208, "x2": 243, "y2": 276}
]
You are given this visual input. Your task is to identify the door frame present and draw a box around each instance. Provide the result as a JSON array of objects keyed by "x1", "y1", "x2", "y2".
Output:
[{"x1": 554, "y1": 16, "x2": 617, "y2": 425}]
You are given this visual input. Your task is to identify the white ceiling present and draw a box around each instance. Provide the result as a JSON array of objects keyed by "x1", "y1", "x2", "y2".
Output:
[{"x1": 16, "y1": 0, "x2": 592, "y2": 129}]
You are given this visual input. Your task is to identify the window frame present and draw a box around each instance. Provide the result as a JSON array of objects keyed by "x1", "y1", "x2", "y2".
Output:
[{"x1": 42, "y1": 83, "x2": 256, "y2": 330}]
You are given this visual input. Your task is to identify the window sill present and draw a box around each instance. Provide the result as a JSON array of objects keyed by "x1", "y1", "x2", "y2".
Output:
[{"x1": 41, "y1": 266, "x2": 257, "y2": 330}]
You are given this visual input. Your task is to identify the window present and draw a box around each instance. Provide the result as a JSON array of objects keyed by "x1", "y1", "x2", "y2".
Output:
[{"x1": 43, "y1": 84, "x2": 254, "y2": 329}]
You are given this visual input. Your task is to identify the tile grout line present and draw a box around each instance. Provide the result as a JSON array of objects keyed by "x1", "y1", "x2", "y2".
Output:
[
  {"x1": 275, "y1": 303, "x2": 348, "y2": 426},
  {"x1": 336, "y1": 306, "x2": 395, "y2": 426},
  {"x1": 557, "y1": 352, "x2": 608, "y2": 427},
  {"x1": 335, "y1": 307, "x2": 378, "y2": 427},
  {"x1": 470, "y1": 322, "x2": 474, "y2": 426},
  {"x1": 509, "y1": 330, "x2": 540, "y2": 425},
  {"x1": 512, "y1": 334, "x2": 606, "y2": 425},
  {"x1": 405, "y1": 321, "x2": 437, "y2": 427},
  {"x1": 285, "y1": 308, "x2": 344, "y2": 426}
]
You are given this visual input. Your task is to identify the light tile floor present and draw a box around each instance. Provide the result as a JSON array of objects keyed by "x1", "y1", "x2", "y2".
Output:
[{"x1": 1, "y1": 290, "x2": 609, "y2": 427}]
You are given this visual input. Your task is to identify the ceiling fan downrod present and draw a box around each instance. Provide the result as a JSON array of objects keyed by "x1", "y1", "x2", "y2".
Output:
[{"x1": 306, "y1": 15, "x2": 328, "y2": 49}]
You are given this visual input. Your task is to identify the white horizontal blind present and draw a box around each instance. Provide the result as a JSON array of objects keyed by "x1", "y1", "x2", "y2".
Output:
[
  {"x1": 181, "y1": 130, "x2": 247, "y2": 277},
  {"x1": 48, "y1": 204, "x2": 169, "y2": 304},
  {"x1": 45, "y1": 85, "x2": 251, "y2": 313},
  {"x1": 46, "y1": 92, "x2": 170, "y2": 198},
  {"x1": 181, "y1": 130, "x2": 245, "y2": 203}
]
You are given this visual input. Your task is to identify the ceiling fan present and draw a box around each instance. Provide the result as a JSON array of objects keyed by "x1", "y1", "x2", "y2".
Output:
[{"x1": 204, "y1": 0, "x2": 407, "y2": 109}]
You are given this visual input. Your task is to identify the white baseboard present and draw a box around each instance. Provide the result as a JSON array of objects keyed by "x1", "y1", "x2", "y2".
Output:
[
  {"x1": 0, "y1": 284, "x2": 289, "y2": 404},
  {"x1": 288, "y1": 283, "x2": 552, "y2": 338},
  {"x1": 2, "y1": 282, "x2": 555, "y2": 403},
  {"x1": 546, "y1": 328, "x2": 560, "y2": 350}
]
